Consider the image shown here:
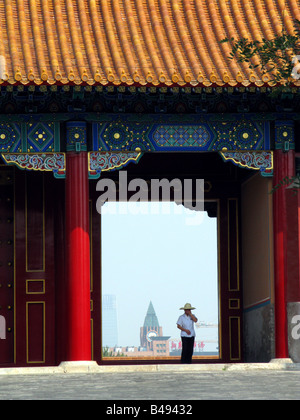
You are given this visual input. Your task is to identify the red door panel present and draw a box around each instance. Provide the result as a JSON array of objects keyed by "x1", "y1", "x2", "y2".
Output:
[
  {"x1": 0, "y1": 167, "x2": 15, "y2": 365},
  {"x1": 14, "y1": 170, "x2": 56, "y2": 367}
]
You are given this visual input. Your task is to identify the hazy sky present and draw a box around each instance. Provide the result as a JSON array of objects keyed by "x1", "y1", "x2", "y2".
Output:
[{"x1": 101, "y1": 202, "x2": 219, "y2": 350}]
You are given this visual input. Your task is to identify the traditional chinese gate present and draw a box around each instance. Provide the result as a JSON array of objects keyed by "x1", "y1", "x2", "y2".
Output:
[
  {"x1": 0, "y1": 109, "x2": 289, "y2": 367},
  {"x1": 1, "y1": 0, "x2": 300, "y2": 367}
]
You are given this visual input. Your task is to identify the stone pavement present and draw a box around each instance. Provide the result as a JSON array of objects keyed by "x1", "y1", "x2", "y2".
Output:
[
  {"x1": 1, "y1": 370, "x2": 300, "y2": 401},
  {"x1": 0, "y1": 361, "x2": 299, "y2": 401}
]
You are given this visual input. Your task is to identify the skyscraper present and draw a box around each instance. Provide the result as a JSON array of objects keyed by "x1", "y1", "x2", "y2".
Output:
[{"x1": 102, "y1": 295, "x2": 118, "y2": 348}]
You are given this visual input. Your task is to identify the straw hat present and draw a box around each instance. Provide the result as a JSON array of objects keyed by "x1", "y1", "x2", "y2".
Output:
[{"x1": 180, "y1": 303, "x2": 196, "y2": 310}]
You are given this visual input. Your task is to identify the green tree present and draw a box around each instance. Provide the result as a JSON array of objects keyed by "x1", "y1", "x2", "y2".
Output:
[
  {"x1": 221, "y1": 19, "x2": 300, "y2": 193},
  {"x1": 221, "y1": 19, "x2": 300, "y2": 87},
  {"x1": 102, "y1": 346, "x2": 127, "y2": 357}
]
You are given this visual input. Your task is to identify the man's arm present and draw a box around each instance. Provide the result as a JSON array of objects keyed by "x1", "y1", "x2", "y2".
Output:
[
  {"x1": 177, "y1": 324, "x2": 191, "y2": 335},
  {"x1": 190, "y1": 313, "x2": 198, "y2": 323}
]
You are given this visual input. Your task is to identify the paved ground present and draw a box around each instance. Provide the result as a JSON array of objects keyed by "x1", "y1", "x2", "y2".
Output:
[{"x1": 0, "y1": 369, "x2": 299, "y2": 401}]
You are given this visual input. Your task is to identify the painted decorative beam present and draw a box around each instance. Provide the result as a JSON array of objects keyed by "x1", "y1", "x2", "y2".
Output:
[
  {"x1": 88, "y1": 151, "x2": 143, "y2": 179},
  {"x1": 92, "y1": 114, "x2": 271, "y2": 152},
  {"x1": 220, "y1": 151, "x2": 273, "y2": 177},
  {"x1": 0, "y1": 113, "x2": 275, "y2": 153},
  {"x1": 0, "y1": 151, "x2": 143, "y2": 179},
  {"x1": 1, "y1": 153, "x2": 66, "y2": 178},
  {"x1": 0, "y1": 121, "x2": 60, "y2": 153},
  {"x1": 0, "y1": 114, "x2": 294, "y2": 179},
  {"x1": 275, "y1": 120, "x2": 295, "y2": 151}
]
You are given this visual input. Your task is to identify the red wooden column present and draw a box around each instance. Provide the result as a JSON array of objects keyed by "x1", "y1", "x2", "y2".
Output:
[
  {"x1": 273, "y1": 121, "x2": 295, "y2": 359},
  {"x1": 65, "y1": 122, "x2": 91, "y2": 361}
]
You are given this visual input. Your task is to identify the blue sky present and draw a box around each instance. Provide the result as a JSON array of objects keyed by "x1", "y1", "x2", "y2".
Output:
[{"x1": 101, "y1": 202, "x2": 219, "y2": 350}]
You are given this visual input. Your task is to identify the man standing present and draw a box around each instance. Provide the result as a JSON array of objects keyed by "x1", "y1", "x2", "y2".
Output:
[{"x1": 177, "y1": 303, "x2": 198, "y2": 363}]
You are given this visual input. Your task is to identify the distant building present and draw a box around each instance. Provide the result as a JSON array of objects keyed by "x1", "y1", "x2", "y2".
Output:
[
  {"x1": 140, "y1": 301, "x2": 170, "y2": 354},
  {"x1": 105, "y1": 301, "x2": 171, "y2": 358},
  {"x1": 102, "y1": 295, "x2": 118, "y2": 347}
]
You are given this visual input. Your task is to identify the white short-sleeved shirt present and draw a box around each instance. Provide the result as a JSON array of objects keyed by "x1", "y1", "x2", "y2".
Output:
[{"x1": 177, "y1": 314, "x2": 196, "y2": 338}]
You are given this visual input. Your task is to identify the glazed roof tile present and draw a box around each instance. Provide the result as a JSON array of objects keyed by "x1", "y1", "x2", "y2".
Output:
[{"x1": 0, "y1": 0, "x2": 299, "y2": 87}]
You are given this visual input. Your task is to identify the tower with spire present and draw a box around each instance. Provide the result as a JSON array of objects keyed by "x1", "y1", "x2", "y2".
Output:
[{"x1": 140, "y1": 301, "x2": 163, "y2": 351}]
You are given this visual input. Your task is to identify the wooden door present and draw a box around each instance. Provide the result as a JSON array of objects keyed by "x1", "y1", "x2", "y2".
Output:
[
  {"x1": 218, "y1": 198, "x2": 243, "y2": 362},
  {"x1": 14, "y1": 170, "x2": 56, "y2": 366},
  {"x1": 0, "y1": 166, "x2": 15, "y2": 365}
]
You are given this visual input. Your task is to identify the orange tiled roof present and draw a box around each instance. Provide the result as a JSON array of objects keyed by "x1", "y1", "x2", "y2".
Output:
[{"x1": 0, "y1": 0, "x2": 299, "y2": 87}]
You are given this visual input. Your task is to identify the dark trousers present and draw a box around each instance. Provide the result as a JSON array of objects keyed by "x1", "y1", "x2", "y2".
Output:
[{"x1": 181, "y1": 336, "x2": 195, "y2": 364}]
